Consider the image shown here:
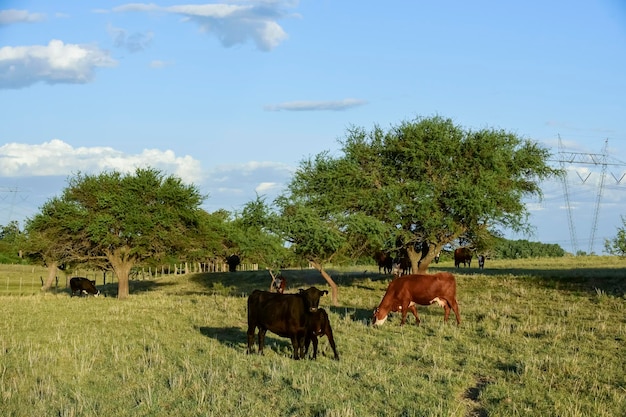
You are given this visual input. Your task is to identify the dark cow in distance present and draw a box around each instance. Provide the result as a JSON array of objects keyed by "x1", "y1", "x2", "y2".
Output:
[
  {"x1": 304, "y1": 308, "x2": 339, "y2": 360},
  {"x1": 70, "y1": 277, "x2": 100, "y2": 297},
  {"x1": 247, "y1": 287, "x2": 328, "y2": 359},
  {"x1": 373, "y1": 251, "x2": 393, "y2": 274},
  {"x1": 372, "y1": 273, "x2": 460, "y2": 326},
  {"x1": 454, "y1": 247, "x2": 473, "y2": 268},
  {"x1": 478, "y1": 255, "x2": 485, "y2": 269}
]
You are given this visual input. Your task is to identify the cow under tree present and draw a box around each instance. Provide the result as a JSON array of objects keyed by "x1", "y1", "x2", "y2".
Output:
[
  {"x1": 226, "y1": 254, "x2": 240, "y2": 272},
  {"x1": 478, "y1": 255, "x2": 485, "y2": 269},
  {"x1": 69, "y1": 277, "x2": 100, "y2": 297},
  {"x1": 454, "y1": 247, "x2": 473, "y2": 268},
  {"x1": 372, "y1": 272, "x2": 460, "y2": 326},
  {"x1": 303, "y1": 308, "x2": 339, "y2": 360},
  {"x1": 247, "y1": 287, "x2": 329, "y2": 359},
  {"x1": 373, "y1": 251, "x2": 393, "y2": 274}
]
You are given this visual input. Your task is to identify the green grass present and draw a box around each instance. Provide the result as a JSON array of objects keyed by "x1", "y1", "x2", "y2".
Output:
[{"x1": 0, "y1": 258, "x2": 625, "y2": 416}]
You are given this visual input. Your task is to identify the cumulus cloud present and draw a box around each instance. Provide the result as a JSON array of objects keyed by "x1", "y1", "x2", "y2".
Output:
[
  {"x1": 0, "y1": 39, "x2": 117, "y2": 89},
  {"x1": 0, "y1": 139, "x2": 203, "y2": 184},
  {"x1": 264, "y1": 98, "x2": 368, "y2": 111},
  {"x1": 107, "y1": 24, "x2": 154, "y2": 53},
  {"x1": 0, "y1": 9, "x2": 45, "y2": 25},
  {"x1": 112, "y1": 1, "x2": 294, "y2": 51}
]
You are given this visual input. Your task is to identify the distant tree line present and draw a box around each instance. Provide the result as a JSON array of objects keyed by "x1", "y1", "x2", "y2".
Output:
[{"x1": 491, "y1": 238, "x2": 566, "y2": 259}]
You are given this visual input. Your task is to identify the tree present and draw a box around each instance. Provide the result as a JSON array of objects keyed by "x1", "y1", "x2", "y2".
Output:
[
  {"x1": 605, "y1": 216, "x2": 626, "y2": 256},
  {"x1": 25, "y1": 168, "x2": 207, "y2": 299},
  {"x1": 282, "y1": 115, "x2": 560, "y2": 273}
]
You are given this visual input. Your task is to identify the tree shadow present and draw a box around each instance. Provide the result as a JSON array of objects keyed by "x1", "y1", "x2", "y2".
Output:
[{"x1": 447, "y1": 265, "x2": 626, "y2": 297}]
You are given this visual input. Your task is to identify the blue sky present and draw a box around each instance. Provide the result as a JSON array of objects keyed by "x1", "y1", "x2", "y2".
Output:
[{"x1": 1, "y1": 1, "x2": 626, "y2": 254}]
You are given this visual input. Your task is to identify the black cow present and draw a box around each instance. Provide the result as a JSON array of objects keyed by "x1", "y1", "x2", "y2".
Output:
[
  {"x1": 70, "y1": 277, "x2": 100, "y2": 297},
  {"x1": 304, "y1": 308, "x2": 339, "y2": 360},
  {"x1": 247, "y1": 287, "x2": 328, "y2": 359},
  {"x1": 226, "y1": 254, "x2": 240, "y2": 272},
  {"x1": 478, "y1": 255, "x2": 485, "y2": 269},
  {"x1": 373, "y1": 251, "x2": 394, "y2": 274}
]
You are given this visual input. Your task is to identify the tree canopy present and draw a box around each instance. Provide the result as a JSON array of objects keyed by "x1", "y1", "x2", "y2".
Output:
[
  {"x1": 25, "y1": 168, "x2": 207, "y2": 298},
  {"x1": 278, "y1": 115, "x2": 561, "y2": 275}
]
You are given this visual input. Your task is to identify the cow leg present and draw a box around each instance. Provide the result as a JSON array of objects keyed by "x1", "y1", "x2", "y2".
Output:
[
  {"x1": 246, "y1": 327, "x2": 256, "y2": 354},
  {"x1": 257, "y1": 329, "x2": 267, "y2": 355},
  {"x1": 400, "y1": 303, "x2": 411, "y2": 325},
  {"x1": 310, "y1": 336, "x2": 319, "y2": 359},
  {"x1": 290, "y1": 336, "x2": 302, "y2": 360},
  {"x1": 449, "y1": 298, "x2": 461, "y2": 325},
  {"x1": 407, "y1": 304, "x2": 420, "y2": 326}
]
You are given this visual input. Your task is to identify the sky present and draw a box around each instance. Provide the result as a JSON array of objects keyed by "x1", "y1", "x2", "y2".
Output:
[{"x1": 1, "y1": 1, "x2": 626, "y2": 255}]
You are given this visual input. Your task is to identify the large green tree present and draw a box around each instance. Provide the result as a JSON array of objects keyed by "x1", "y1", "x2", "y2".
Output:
[
  {"x1": 25, "y1": 168, "x2": 207, "y2": 299},
  {"x1": 282, "y1": 115, "x2": 560, "y2": 273}
]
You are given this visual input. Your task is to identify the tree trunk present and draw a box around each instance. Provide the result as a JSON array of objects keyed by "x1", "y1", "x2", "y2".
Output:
[
  {"x1": 107, "y1": 247, "x2": 136, "y2": 299},
  {"x1": 416, "y1": 243, "x2": 444, "y2": 273},
  {"x1": 309, "y1": 260, "x2": 339, "y2": 306},
  {"x1": 41, "y1": 261, "x2": 58, "y2": 291}
]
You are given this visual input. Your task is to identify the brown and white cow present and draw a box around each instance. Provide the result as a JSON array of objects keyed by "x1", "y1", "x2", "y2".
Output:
[
  {"x1": 372, "y1": 273, "x2": 460, "y2": 326},
  {"x1": 247, "y1": 287, "x2": 328, "y2": 359}
]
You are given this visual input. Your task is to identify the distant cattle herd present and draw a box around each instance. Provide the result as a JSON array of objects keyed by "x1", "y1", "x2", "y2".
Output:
[{"x1": 68, "y1": 248, "x2": 484, "y2": 360}]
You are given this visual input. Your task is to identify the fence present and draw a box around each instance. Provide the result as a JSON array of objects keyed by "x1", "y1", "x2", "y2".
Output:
[{"x1": 0, "y1": 262, "x2": 259, "y2": 295}]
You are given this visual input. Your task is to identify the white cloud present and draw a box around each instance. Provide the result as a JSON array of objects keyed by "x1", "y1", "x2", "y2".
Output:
[
  {"x1": 0, "y1": 139, "x2": 203, "y2": 184},
  {"x1": 0, "y1": 40, "x2": 117, "y2": 89},
  {"x1": 0, "y1": 9, "x2": 45, "y2": 25},
  {"x1": 113, "y1": 1, "x2": 294, "y2": 51},
  {"x1": 264, "y1": 98, "x2": 368, "y2": 111}
]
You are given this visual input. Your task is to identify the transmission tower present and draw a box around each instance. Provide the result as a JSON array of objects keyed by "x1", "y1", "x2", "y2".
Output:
[{"x1": 556, "y1": 137, "x2": 625, "y2": 254}]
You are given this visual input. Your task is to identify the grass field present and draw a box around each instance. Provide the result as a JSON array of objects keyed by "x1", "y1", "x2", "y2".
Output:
[{"x1": 0, "y1": 257, "x2": 624, "y2": 416}]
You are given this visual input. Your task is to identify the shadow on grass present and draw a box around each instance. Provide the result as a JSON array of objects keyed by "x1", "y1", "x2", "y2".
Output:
[
  {"x1": 198, "y1": 326, "x2": 292, "y2": 354},
  {"x1": 445, "y1": 265, "x2": 626, "y2": 297},
  {"x1": 97, "y1": 280, "x2": 176, "y2": 297}
]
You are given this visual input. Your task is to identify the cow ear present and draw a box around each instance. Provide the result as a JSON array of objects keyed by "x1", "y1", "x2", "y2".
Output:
[{"x1": 323, "y1": 290, "x2": 328, "y2": 295}]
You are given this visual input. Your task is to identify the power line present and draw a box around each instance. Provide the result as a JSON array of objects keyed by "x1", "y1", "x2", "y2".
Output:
[{"x1": 554, "y1": 137, "x2": 626, "y2": 254}]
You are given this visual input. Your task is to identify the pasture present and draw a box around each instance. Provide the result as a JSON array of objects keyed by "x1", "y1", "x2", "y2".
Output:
[{"x1": 0, "y1": 258, "x2": 624, "y2": 417}]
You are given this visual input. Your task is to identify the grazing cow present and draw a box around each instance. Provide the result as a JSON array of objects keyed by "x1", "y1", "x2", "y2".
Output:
[
  {"x1": 454, "y1": 247, "x2": 473, "y2": 268},
  {"x1": 247, "y1": 287, "x2": 328, "y2": 359},
  {"x1": 373, "y1": 251, "x2": 394, "y2": 274},
  {"x1": 304, "y1": 308, "x2": 339, "y2": 360},
  {"x1": 69, "y1": 277, "x2": 100, "y2": 297},
  {"x1": 372, "y1": 273, "x2": 460, "y2": 326},
  {"x1": 478, "y1": 255, "x2": 485, "y2": 269}
]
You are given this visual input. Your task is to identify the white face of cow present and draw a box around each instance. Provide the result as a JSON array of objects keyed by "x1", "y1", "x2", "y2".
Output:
[{"x1": 372, "y1": 308, "x2": 388, "y2": 326}]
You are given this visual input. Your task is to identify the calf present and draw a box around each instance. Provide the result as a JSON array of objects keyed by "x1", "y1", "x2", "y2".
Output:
[
  {"x1": 273, "y1": 275, "x2": 286, "y2": 294},
  {"x1": 373, "y1": 273, "x2": 460, "y2": 326},
  {"x1": 247, "y1": 287, "x2": 328, "y2": 359},
  {"x1": 304, "y1": 308, "x2": 339, "y2": 360},
  {"x1": 478, "y1": 255, "x2": 485, "y2": 269},
  {"x1": 69, "y1": 277, "x2": 100, "y2": 297}
]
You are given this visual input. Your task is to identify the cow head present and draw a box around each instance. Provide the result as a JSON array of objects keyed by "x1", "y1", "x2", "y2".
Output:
[
  {"x1": 372, "y1": 307, "x2": 388, "y2": 326},
  {"x1": 298, "y1": 287, "x2": 328, "y2": 312}
]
